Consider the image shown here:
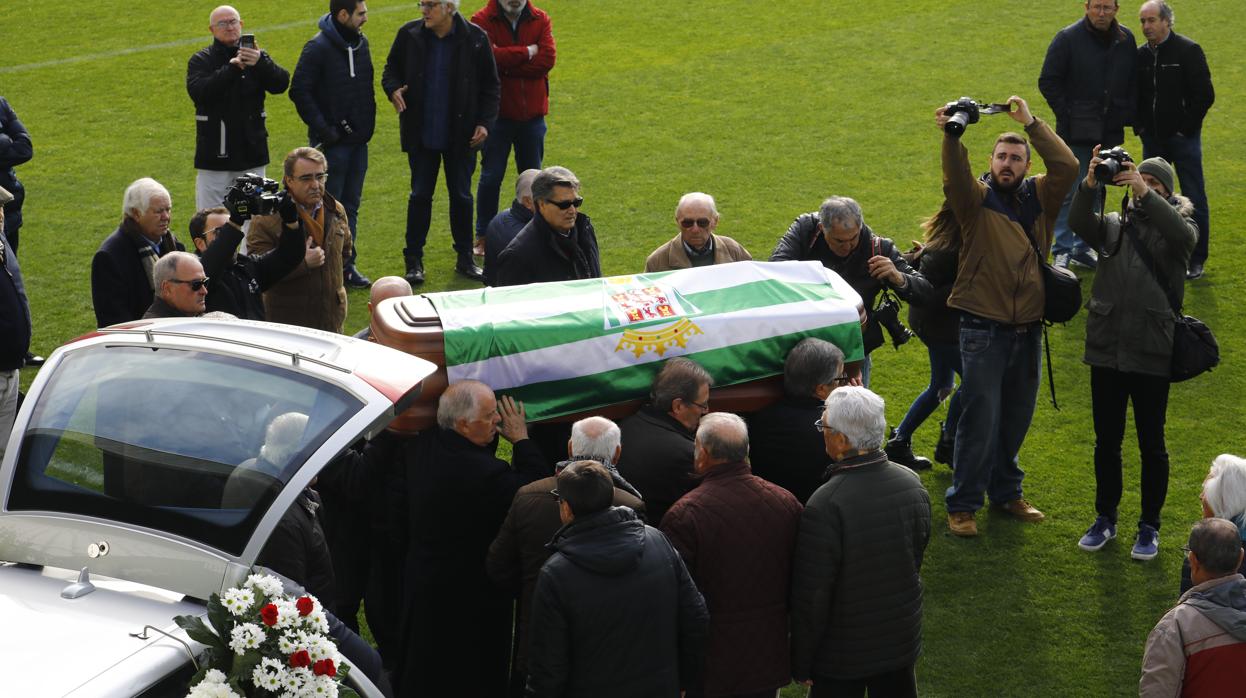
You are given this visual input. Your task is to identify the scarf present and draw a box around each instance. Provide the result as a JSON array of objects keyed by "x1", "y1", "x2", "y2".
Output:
[{"x1": 298, "y1": 205, "x2": 326, "y2": 249}]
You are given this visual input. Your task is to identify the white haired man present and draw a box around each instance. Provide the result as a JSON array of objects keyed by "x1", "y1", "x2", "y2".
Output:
[
  {"x1": 791, "y1": 386, "x2": 931, "y2": 697},
  {"x1": 91, "y1": 178, "x2": 186, "y2": 327},
  {"x1": 645, "y1": 192, "x2": 752, "y2": 272}
]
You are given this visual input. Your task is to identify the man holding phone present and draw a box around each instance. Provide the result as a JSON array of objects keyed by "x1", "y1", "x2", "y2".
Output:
[{"x1": 187, "y1": 6, "x2": 290, "y2": 226}]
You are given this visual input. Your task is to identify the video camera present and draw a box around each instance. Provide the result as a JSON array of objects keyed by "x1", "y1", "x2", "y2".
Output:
[
  {"x1": 942, "y1": 98, "x2": 1011, "y2": 138},
  {"x1": 223, "y1": 174, "x2": 282, "y2": 220}
]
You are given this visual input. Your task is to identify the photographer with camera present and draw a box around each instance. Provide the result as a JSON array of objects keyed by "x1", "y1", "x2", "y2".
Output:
[
  {"x1": 770, "y1": 196, "x2": 932, "y2": 388},
  {"x1": 1069, "y1": 151, "x2": 1196, "y2": 560},
  {"x1": 246, "y1": 147, "x2": 352, "y2": 333},
  {"x1": 936, "y1": 95, "x2": 1078, "y2": 537}
]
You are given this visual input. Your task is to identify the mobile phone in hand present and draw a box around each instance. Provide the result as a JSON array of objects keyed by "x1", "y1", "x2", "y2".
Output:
[{"x1": 239, "y1": 34, "x2": 256, "y2": 50}]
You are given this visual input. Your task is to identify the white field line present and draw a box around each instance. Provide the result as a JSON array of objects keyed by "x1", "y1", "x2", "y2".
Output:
[{"x1": 0, "y1": 4, "x2": 421, "y2": 75}]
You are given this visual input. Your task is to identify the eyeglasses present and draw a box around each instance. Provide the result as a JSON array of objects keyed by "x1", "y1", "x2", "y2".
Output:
[
  {"x1": 1180, "y1": 545, "x2": 1191, "y2": 558},
  {"x1": 679, "y1": 218, "x2": 712, "y2": 230},
  {"x1": 170, "y1": 277, "x2": 210, "y2": 292},
  {"x1": 546, "y1": 197, "x2": 583, "y2": 210},
  {"x1": 685, "y1": 398, "x2": 710, "y2": 412},
  {"x1": 550, "y1": 488, "x2": 562, "y2": 502},
  {"x1": 419, "y1": 1, "x2": 443, "y2": 9},
  {"x1": 213, "y1": 18, "x2": 241, "y2": 28},
  {"x1": 813, "y1": 417, "x2": 835, "y2": 433},
  {"x1": 294, "y1": 172, "x2": 329, "y2": 183}
]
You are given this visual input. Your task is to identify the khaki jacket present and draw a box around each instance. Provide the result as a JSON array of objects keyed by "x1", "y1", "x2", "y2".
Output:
[
  {"x1": 247, "y1": 194, "x2": 351, "y2": 333},
  {"x1": 644, "y1": 233, "x2": 751, "y2": 273},
  {"x1": 943, "y1": 118, "x2": 1078, "y2": 324}
]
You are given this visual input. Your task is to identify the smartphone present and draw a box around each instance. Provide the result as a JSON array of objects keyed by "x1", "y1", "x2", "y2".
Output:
[{"x1": 239, "y1": 34, "x2": 256, "y2": 50}]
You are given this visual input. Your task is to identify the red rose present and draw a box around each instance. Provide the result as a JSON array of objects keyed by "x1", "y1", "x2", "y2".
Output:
[
  {"x1": 313, "y1": 659, "x2": 337, "y2": 677},
  {"x1": 260, "y1": 603, "x2": 279, "y2": 627},
  {"x1": 289, "y1": 649, "x2": 311, "y2": 668},
  {"x1": 296, "y1": 596, "x2": 315, "y2": 616}
]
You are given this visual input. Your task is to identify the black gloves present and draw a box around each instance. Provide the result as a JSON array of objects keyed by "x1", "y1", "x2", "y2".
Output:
[{"x1": 278, "y1": 191, "x2": 299, "y2": 226}]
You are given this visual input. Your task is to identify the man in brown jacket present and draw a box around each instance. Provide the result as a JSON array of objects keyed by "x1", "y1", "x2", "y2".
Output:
[
  {"x1": 247, "y1": 146, "x2": 351, "y2": 332},
  {"x1": 935, "y1": 95, "x2": 1078, "y2": 537},
  {"x1": 644, "y1": 192, "x2": 751, "y2": 272},
  {"x1": 661, "y1": 412, "x2": 802, "y2": 698}
]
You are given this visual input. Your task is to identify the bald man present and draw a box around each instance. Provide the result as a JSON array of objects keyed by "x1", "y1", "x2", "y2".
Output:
[
  {"x1": 644, "y1": 192, "x2": 751, "y2": 272},
  {"x1": 353, "y1": 275, "x2": 412, "y2": 340}
]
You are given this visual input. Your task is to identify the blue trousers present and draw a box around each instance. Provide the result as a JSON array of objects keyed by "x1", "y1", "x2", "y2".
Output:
[
  {"x1": 405, "y1": 147, "x2": 476, "y2": 259},
  {"x1": 1142, "y1": 132, "x2": 1209, "y2": 264},
  {"x1": 322, "y1": 142, "x2": 368, "y2": 266},
  {"x1": 475, "y1": 116, "x2": 546, "y2": 238},
  {"x1": 897, "y1": 340, "x2": 963, "y2": 443},
  {"x1": 1051, "y1": 143, "x2": 1095, "y2": 257}
]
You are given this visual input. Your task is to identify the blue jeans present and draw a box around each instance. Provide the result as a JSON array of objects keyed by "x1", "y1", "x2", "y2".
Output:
[
  {"x1": 1051, "y1": 143, "x2": 1095, "y2": 257},
  {"x1": 475, "y1": 116, "x2": 546, "y2": 238},
  {"x1": 404, "y1": 147, "x2": 476, "y2": 259},
  {"x1": 946, "y1": 315, "x2": 1041, "y2": 513},
  {"x1": 1142, "y1": 131, "x2": 1208, "y2": 264},
  {"x1": 322, "y1": 142, "x2": 368, "y2": 266},
  {"x1": 897, "y1": 340, "x2": 963, "y2": 442}
]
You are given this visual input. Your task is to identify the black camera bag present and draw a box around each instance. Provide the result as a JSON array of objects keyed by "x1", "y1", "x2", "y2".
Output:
[{"x1": 1021, "y1": 226, "x2": 1082, "y2": 323}]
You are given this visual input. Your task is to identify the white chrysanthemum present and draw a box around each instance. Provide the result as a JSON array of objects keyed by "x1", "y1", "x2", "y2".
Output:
[
  {"x1": 228, "y1": 622, "x2": 266, "y2": 654},
  {"x1": 277, "y1": 632, "x2": 301, "y2": 654},
  {"x1": 306, "y1": 675, "x2": 339, "y2": 696},
  {"x1": 220, "y1": 587, "x2": 256, "y2": 616},
  {"x1": 278, "y1": 665, "x2": 306, "y2": 693},
  {"x1": 307, "y1": 636, "x2": 336, "y2": 662},
  {"x1": 306, "y1": 609, "x2": 331, "y2": 635},
  {"x1": 251, "y1": 663, "x2": 285, "y2": 691},
  {"x1": 274, "y1": 598, "x2": 301, "y2": 629},
  {"x1": 244, "y1": 573, "x2": 285, "y2": 599},
  {"x1": 187, "y1": 677, "x2": 243, "y2": 698},
  {"x1": 203, "y1": 668, "x2": 228, "y2": 684}
]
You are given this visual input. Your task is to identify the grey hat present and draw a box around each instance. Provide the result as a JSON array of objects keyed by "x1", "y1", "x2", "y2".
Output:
[
  {"x1": 1138, "y1": 157, "x2": 1176, "y2": 196},
  {"x1": 0, "y1": 185, "x2": 12, "y2": 206}
]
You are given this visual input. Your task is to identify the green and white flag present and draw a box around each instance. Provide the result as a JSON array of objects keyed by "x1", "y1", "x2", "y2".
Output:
[{"x1": 426, "y1": 260, "x2": 864, "y2": 421}]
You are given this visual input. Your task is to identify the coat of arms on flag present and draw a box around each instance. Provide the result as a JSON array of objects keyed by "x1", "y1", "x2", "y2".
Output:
[{"x1": 603, "y1": 277, "x2": 705, "y2": 358}]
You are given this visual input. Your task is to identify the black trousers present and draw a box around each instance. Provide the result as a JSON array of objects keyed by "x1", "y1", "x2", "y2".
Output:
[
  {"x1": 1091, "y1": 366, "x2": 1171, "y2": 529},
  {"x1": 810, "y1": 666, "x2": 917, "y2": 698}
]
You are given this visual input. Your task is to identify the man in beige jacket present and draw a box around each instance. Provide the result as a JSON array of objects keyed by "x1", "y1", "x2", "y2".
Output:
[{"x1": 644, "y1": 192, "x2": 750, "y2": 272}]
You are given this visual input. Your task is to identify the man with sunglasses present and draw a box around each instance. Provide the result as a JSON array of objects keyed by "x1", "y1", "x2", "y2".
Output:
[
  {"x1": 644, "y1": 192, "x2": 751, "y2": 273},
  {"x1": 494, "y1": 165, "x2": 599, "y2": 287},
  {"x1": 143, "y1": 252, "x2": 209, "y2": 318}
]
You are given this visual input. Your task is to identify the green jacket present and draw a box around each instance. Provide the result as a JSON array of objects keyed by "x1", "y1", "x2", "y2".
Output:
[{"x1": 1070, "y1": 181, "x2": 1197, "y2": 376}]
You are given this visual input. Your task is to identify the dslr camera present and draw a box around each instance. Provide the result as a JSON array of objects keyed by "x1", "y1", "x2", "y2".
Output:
[
  {"x1": 873, "y1": 290, "x2": 915, "y2": 350},
  {"x1": 943, "y1": 97, "x2": 981, "y2": 137},
  {"x1": 223, "y1": 174, "x2": 282, "y2": 220},
  {"x1": 1093, "y1": 147, "x2": 1133, "y2": 183}
]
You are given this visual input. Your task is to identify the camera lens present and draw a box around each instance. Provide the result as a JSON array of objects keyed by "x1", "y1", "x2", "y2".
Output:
[
  {"x1": 945, "y1": 111, "x2": 971, "y2": 137},
  {"x1": 1094, "y1": 159, "x2": 1120, "y2": 181}
]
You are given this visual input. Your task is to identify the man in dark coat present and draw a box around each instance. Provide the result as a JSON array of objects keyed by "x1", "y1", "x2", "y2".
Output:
[
  {"x1": 494, "y1": 165, "x2": 600, "y2": 287},
  {"x1": 483, "y1": 168, "x2": 537, "y2": 286},
  {"x1": 1039, "y1": 0, "x2": 1137, "y2": 269},
  {"x1": 392, "y1": 380, "x2": 547, "y2": 696},
  {"x1": 0, "y1": 185, "x2": 30, "y2": 461},
  {"x1": 616, "y1": 356, "x2": 713, "y2": 526},
  {"x1": 187, "y1": 5, "x2": 290, "y2": 212},
  {"x1": 749, "y1": 338, "x2": 847, "y2": 504},
  {"x1": 382, "y1": 0, "x2": 499, "y2": 285},
  {"x1": 487, "y1": 416, "x2": 644, "y2": 696},
  {"x1": 791, "y1": 387, "x2": 931, "y2": 697},
  {"x1": 525, "y1": 460, "x2": 708, "y2": 697},
  {"x1": 770, "y1": 196, "x2": 931, "y2": 387},
  {"x1": 190, "y1": 205, "x2": 306, "y2": 321},
  {"x1": 0, "y1": 97, "x2": 32, "y2": 253},
  {"x1": 91, "y1": 178, "x2": 185, "y2": 327},
  {"x1": 1136, "y1": 0, "x2": 1215, "y2": 279},
  {"x1": 290, "y1": 0, "x2": 376, "y2": 288},
  {"x1": 661, "y1": 413, "x2": 803, "y2": 698}
]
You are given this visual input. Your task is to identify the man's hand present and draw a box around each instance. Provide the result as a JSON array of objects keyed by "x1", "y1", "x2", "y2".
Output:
[
  {"x1": 278, "y1": 191, "x2": 299, "y2": 226},
  {"x1": 390, "y1": 85, "x2": 409, "y2": 113},
  {"x1": 934, "y1": 104, "x2": 951, "y2": 131},
  {"x1": 304, "y1": 238, "x2": 325, "y2": 268},
  {"x1": 1113, "y1": 160, "x2": 1150, "y2": 199},
  {"x1": 237, "y1": 47, "x2": 261, "y2": 67},
  {"x1": 497, "y1": 395, "x2": 529, "y2": 443},
  {"x1": 1006, "y1": 95, "x2": 1034, "y2": 126},
  {"x1": 1084, "y1": 145, "x2": 1104, "y2": 188},
  {"x1": 867, "y1": 255, "x2": 906, "y2": 287},
  {"x1": 527, "y1": 44, "x2": 538, "y2": 59},
  {"x1": 469, "y1": 125, "x2": 489, "y2": 148}
]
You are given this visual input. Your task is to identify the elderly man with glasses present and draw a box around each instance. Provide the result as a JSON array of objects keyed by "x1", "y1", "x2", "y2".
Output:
[
  {"x1": 494, "y1": 165, "x2": 600, "y2": 287},
  {"x1": 791, "y1": 386, "x2": 932, "y2": 697},
  {"x1": 645, "y1": 192, "x2": 751, "y2": 272}
]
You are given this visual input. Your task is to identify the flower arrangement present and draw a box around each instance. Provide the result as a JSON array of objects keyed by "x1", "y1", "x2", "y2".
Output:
[{"x1": 175, "y1": 573, "x2": 359, "y2": 698}]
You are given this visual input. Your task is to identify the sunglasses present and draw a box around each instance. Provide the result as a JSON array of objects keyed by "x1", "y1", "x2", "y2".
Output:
[
  {"x1": 679, "y1": 218, "x2": 712, "y2": 229},
  {"x1": 546, "y1": 197, "x2": 583, "y2": 210},
  {"x1": 170, "y1": 277, "x2": 210, "y2": 292}
]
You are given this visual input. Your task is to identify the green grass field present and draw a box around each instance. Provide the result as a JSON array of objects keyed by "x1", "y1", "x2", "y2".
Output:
[{"x1": 3, "y1": 1, "x2": 1244, "y2": 695}]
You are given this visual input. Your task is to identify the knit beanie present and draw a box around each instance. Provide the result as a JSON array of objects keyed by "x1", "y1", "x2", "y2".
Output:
[{"x1": 1137, "y1": 157, "x2": 1176, "y2": 196}]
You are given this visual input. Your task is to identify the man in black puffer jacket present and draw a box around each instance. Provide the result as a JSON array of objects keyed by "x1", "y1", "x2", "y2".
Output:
[
  {"x1": 771, "y1": 196, "x2": 931, "y2": 387},
  {"x1": 791, "y1": 387, "x2": 931, "y2": 697},
  {"x1": 190, "y1": 205, "x2": 307, "y2": 320},
  {"x1": 526, "y1": 460, "x2": 708, "y2": 698}
]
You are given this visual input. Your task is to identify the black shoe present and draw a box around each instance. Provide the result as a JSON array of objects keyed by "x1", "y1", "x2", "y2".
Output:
[
  {"x1": 344, "y1": 265, "x2": 372, "y2": 289},
  {"x1": 455, "y1": 255, "x2": 485, "y2": 282},
  {"x1": 1186, "y1": 262, "x2": 1205, "y2": 280},
  {"x1": 404, "y1": 257, "x2": 425, "y2": 286},
  {"x1": 24, "y1": 352, "x2": 45, "y2": 368},
  {"x1": 934, "y1": 420, "x2": 955, "y2": 466},
  {"x1": 885, "y1": 428, "x2": 932, "y2": 471}
]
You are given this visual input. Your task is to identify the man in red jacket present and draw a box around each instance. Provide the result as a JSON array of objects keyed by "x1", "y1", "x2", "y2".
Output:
[{"x1": 471, "y1": 0, "x2": 556, "y2": 251}]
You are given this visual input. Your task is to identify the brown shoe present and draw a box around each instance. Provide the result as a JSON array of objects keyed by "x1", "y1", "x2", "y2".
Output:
[
  {"x1": 997, "y1": 498, "x2": 1045, "y2": 522},
  {"x1": 948, "y1": 511, "x2": 978, "y2": 537}
]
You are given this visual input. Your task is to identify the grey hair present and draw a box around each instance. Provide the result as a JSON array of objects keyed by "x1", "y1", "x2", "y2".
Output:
[
  {"x1": 1203, "y1": 454, "x2": 1246, "y2": 521},
  {"x1": 123, "y1": 177, "x2": 170, "y2": 219},
  {"x1": 531, "y1": 166, "x2": 580, "y2": 203},
  {"x1": 260, "y1": 412, "x2": 309, "y2": 466},
  {"x1": 696, "y1": 412, "x2": 748, "y2": 463},
  {"x1": 651, "y1": 357, "x2": 713, "y2": 413},
  {"x1": 783, "y1": 337, "x2": 845, "y2": 398},
  {"x1": 570, "y1": 416, "x2": 621, "y2": 464},
  {"x1": 818, "y1": 196, "x2": 864, "y2": 232},
  {"x1": 675, "y1": 192, "x2": 719, "y2": 218},
  {"x1": 823, "y1": 386, "x2": 886, "y2": 452},
  {"x1": 440, "y1": 0, "x2": 461, "y2": 11},
  {"x1": 1142, "y1": 0, "x2": 1174, "y2": 25},
  {"x1": 1187, "y1": 518, "x2": 1243, "y2": 576},
  {"x1": 516, "y1": 169, "x2": 541, "y2": 201},
  {"x1": 437, "y1": 380, "x2": 489, "y2": 430},
  {"x1": 153, "y1": 251, "x2": 200, "y2": 289}
]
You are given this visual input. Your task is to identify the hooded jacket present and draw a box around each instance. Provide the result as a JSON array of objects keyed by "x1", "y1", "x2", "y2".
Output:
[
  {"x1": 525, "y1": 507, "x2": 709, "y2": 697},
  {"x1": 187, "y1": 40, "x2": 290, "y2": 171},
  {"x1": 1141, "y1": 574, "x2": 1246, "y2": 697},
  {"x1": 471, "y1": 0, "x2": 556, "y2": 122},
  {"x1": 289, "y1": 13, "x2": 376, "y2": 147}
]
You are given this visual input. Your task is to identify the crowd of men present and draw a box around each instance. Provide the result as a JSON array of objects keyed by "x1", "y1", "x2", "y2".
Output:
[{"x1": 0, "y1": 0, "x2": 1235, "y2": 696}]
